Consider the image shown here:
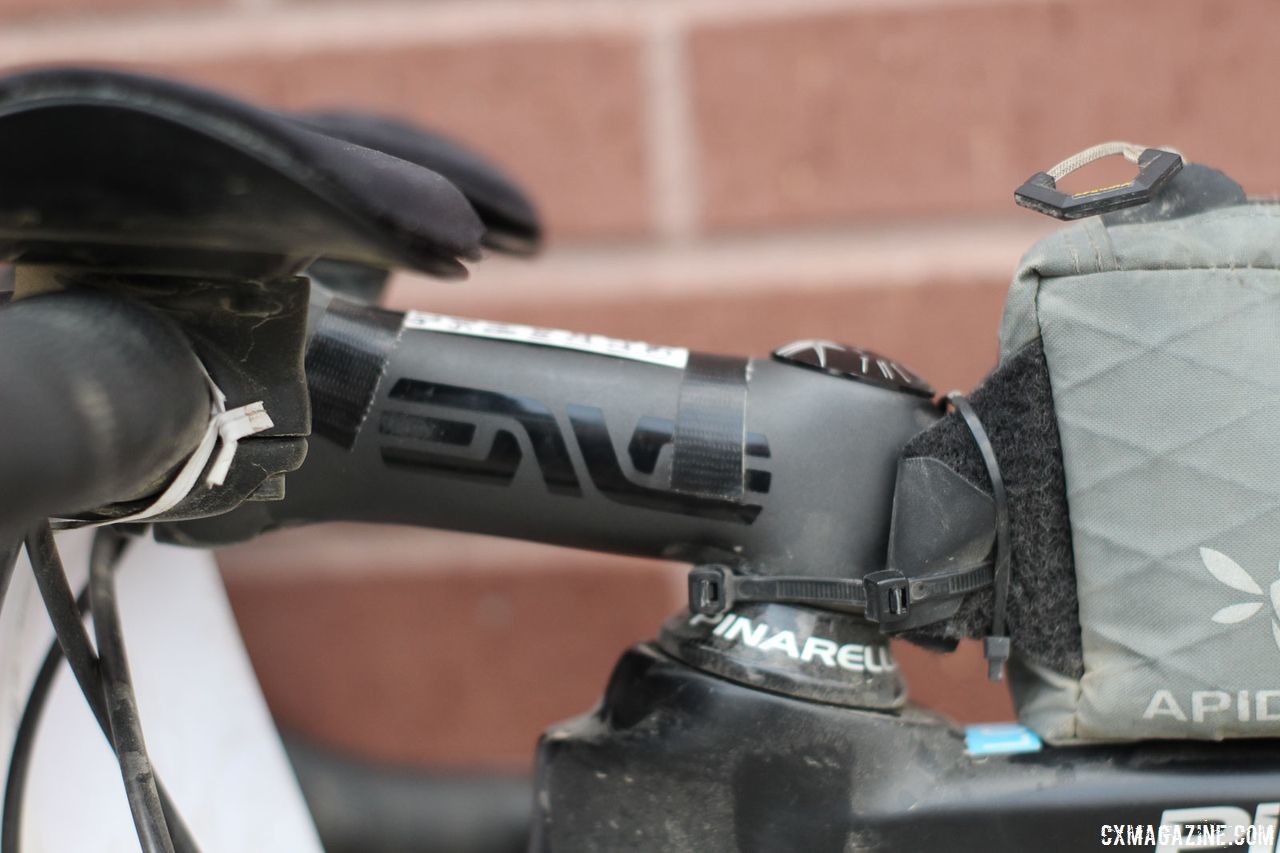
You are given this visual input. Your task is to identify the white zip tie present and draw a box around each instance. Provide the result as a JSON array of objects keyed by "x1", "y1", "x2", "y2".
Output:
[
  {"x1": 206, "y1": 401, "x2": 273, "y2": 487},
  {"x1": 55, "y1": 360, "x2": 273, "y2": 528}
]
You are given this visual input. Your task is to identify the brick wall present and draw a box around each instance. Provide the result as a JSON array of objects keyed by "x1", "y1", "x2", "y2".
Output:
[{"x1": 8, "y1": 0, "x2": 1275, "y2": 771}]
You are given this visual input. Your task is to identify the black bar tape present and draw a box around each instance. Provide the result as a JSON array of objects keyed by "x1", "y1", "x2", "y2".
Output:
[
  {"x1": 306, "y1": 298, "x2": 404, "y2": 449},
  {"x1": 671, "y1": 353, "x2": 749, "y2": 501}
]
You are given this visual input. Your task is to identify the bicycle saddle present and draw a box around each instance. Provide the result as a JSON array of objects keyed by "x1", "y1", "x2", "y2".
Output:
[
  {"x1": 0, "y1": 67, "x2": 487, "y2": 278},
  {"x1": 293, "y1": 111, "x2": 540, "y2": 256}
]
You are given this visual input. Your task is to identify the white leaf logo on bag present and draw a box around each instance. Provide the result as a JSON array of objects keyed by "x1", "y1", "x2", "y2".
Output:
[{"x1": 1201, "y1": 547, "x2": 1280, "y2": 650}]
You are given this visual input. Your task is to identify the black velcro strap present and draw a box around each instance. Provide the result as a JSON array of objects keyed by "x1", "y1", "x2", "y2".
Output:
[{"x1": 671, "y1": 353, "x2": 748, "y2": 500}]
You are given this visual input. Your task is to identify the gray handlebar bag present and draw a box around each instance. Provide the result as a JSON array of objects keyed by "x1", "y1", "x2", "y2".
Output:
[
  {"x1": 1014, "y1": 194, "x2": 1280, "y2": 742},
  {"x1": 900, "y1": 164, "x2": 1280, "y2": 743}
]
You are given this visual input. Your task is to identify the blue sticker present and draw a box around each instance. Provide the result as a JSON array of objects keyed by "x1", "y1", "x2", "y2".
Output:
[{"x1": 965, "y1": 723, "x2": 1043, "y2": 756}]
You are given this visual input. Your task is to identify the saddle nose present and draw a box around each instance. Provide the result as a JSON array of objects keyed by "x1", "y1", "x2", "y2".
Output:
[
  {"x1": 0, "y1": 67, "x2": 488, "y2": 279},
  {"x1": 292, "y1": 110, "x2": 541, "y2": 257}
]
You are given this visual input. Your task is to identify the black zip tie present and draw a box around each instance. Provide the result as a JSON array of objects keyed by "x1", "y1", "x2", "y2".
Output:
[
  {"x1": 947, "y1": 392, "x2": 1012, "y2": 682},
  {"x1": 687, "y1": 561, "x2": 996, "y2": 626}
]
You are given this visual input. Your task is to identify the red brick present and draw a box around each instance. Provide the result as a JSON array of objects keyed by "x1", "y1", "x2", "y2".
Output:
[
  {"x1": 391, "y1": 273, "x2": 1010, "y2": 395},
  {"x1": 220, "y1": 527, "x2": 685, "y2": 771},
  {"x1": 0, "y1": 0, "x2": 218, "y2": 23},
  {"x1": 690, "y1": 0, "x2": 1280, "y2": 232},
  {"x1": 145, "y1": 32, "x2": 651, "y2": 241},
  {"x1": 533, "y1": 279, "x2": 1007, "y2": 394},
  {"x1": 894, "y1": 639, "x2": 1015, "y2": 724},
  {"x1": 221, "y1": 526, "x2": 1012, "y2": 771}
]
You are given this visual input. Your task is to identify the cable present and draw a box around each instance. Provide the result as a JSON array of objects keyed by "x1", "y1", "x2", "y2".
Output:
[
  {"x1": 23, "y1": 525, "x2": 101, "y2": 720},
  {"x1": 947, "y1": 392, "x2": 1012, "y2": 682},
  {"x1": 18, "y1": 523, "x2": 200, "y2": 853},
  {"x1": 89, "y1": 529, "x2": 174, "y2": 853}
]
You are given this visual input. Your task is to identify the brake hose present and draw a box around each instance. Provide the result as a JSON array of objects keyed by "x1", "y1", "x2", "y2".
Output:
[
  {"x1": 89, "y1": 530, "x2": 174, "y2": 853},
  {"x1": 14, "y1": 525, "x2": 200, "y2": 853}
]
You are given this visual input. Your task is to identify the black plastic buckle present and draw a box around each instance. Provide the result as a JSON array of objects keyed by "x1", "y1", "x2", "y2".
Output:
[
  {"x1": 1014, "y1": 148, "x2": 1182, "y2": 221},
  {"x1": 862, "y1": 570, "x2": 910, "y2": 626},
  {"x1": 688, "y1": 564, "x2": 733, "y2": 616}
]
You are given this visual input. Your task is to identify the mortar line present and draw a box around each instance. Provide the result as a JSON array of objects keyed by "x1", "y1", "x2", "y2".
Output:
[
  {"x1": 0, "y1": 0, "x2": 1061, "y2": 66},
  {"x1": 643, "y1": 8, "x2": 699, "y2": 243}
]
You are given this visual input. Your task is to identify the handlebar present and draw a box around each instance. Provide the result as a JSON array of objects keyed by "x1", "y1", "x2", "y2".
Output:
[
  {"x1": 171, "y1": 296, "x2": 940, "y2": 580},
  {"x1": 0, "y1": 290, "x2": 209, "y2": 530}
]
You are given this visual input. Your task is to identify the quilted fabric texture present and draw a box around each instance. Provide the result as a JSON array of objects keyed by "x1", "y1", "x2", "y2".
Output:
[{"x1": 1004, "y1": 203, "x2": 1280, "y2": 742}]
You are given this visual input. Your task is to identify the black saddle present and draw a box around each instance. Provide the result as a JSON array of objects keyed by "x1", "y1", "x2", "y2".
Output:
[
  {"x1": 293, "y1": 110, "x2": 539, "y2": 256},
  {"x1": 0, "y1": 67, "x2": 541, "y2": 278}
]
